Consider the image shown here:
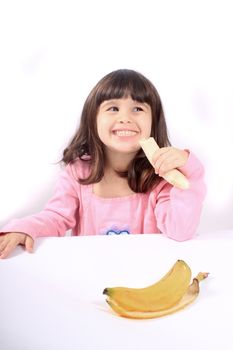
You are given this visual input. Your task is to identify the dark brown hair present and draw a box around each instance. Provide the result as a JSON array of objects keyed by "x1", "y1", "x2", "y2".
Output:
[{"x1": 62, "y1": 69, "x2": 171, "y2": 192}]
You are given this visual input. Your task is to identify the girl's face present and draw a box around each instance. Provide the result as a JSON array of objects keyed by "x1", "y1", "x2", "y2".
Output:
[{"x1": 96, "y1": 97, "x2": 152, "y2": 156}]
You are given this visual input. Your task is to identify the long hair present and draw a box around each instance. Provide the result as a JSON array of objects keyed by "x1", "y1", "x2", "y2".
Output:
[{"x1": 62, "y1": 69, "x2": 171, "y2": 192}]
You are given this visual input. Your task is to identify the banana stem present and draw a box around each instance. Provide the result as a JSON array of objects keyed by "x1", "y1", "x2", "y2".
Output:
[{"x1": 195, "y1": 272, "x2": 209, "y2": 282}]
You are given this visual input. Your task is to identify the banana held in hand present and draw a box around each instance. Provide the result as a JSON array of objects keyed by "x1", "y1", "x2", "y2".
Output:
[
  {"x1": 105, "y1": 272, "x2": 209, "y2": 319},
  {"x1": 139, "y1": 137, "x2": 189, "y2": 190},
  {"x1": 103, "y1": 260, "x2": 192, "y2": 312}
]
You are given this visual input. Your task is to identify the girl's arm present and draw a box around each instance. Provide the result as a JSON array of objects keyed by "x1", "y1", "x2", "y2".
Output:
[
  {"x1": 0, "y1": 163, "x2": 80, "y2": 241},
  {"x1": 154, "y1": 151, "x2": 206, "y2": 241}
]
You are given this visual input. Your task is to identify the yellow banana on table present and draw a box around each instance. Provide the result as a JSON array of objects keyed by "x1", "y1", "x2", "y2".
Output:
[
  {"x1": 103, "y1": 260, "x2": 191, "y2": 312},
  {"x1": 103, "y1": 260, "x2": 209, "y2": 319}
]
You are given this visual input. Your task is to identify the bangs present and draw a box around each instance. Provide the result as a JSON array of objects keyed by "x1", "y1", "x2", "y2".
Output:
[{"x1": 95, "y1": 69, "x2": 154, "y2": 106}]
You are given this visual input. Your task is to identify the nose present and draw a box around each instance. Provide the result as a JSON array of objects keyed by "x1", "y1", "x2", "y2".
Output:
[
  {"x1": 118, "y1": 114, "x2": 132, "y2": 124},
  {"x1": 119, "y1": 119, "x2": 132, "y2": 124}
]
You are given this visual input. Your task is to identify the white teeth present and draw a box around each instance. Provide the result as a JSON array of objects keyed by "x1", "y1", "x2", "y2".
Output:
[{"x1": 114, "y1": 130, "x2": 137, "y2": 136}]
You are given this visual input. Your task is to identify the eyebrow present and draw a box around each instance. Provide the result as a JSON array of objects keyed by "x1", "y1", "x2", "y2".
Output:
[
  {"x1": 100, "y1": 100, "x2": 119, "y2": 108},
  {"x1": 100, "y1": 100, "x2": 150, "y2": 109}
]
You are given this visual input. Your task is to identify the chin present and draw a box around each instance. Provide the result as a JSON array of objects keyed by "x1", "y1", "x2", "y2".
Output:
[{"x1": 118, "y1": 146, "x2": 140, "y2": 154}]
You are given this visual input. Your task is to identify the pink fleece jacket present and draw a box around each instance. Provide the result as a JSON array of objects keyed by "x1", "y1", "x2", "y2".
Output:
[{"x1": 1, "y1": 152, "x2": 206, "y2": 241}]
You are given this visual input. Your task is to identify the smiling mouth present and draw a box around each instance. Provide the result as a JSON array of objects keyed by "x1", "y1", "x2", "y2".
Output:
[{"x1": 113, "y1": 130, "x2": 138, "y2": 137}]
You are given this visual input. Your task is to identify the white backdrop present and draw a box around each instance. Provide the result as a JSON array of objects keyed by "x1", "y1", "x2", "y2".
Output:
[{"x1": 0, "y1": 0, "x2": 232, "y2": 234}]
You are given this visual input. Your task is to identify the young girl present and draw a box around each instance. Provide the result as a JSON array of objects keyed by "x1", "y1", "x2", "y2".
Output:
[{"x1": 0, "y1": 69, "x2": 206, "y2": 258}]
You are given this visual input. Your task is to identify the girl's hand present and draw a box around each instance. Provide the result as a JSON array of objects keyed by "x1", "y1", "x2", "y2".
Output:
[
  {"x1": 0, "y1": 232, "x2": 34, "y2": 259},
  {"x1": 152, "y1": 147, "x2": 189, "y2": 177}
]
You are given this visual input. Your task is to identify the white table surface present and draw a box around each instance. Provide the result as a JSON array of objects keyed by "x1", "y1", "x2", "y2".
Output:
[{"x1": 1, "y1": 230, "x2": 233, "y2": 350}]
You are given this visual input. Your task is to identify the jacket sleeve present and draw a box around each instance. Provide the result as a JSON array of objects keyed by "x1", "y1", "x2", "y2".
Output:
[
  {"x1": 0, "y1": 164, "x2": 80, "y2": 240},
  {"x1": 154, "y1": 152, "x2": 207, "y2": 241}
]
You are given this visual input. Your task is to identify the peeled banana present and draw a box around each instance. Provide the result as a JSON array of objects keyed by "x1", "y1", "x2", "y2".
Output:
[{"x1": 103, "y1": 260, "x2": 209, "y2": 319}]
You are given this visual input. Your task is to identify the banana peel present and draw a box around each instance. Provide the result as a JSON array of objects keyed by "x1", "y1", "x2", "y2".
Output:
[{"x1": 104, "y1": 266, "x2": 209, "y2": 319}]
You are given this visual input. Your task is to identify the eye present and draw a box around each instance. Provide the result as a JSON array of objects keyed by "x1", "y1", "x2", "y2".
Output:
[
  {"x1": 133, "y1": 106, "x2": 143, "y2": 112},
  {"x1": 107, "y1": 106, "x2": 119, "y2": 112}
]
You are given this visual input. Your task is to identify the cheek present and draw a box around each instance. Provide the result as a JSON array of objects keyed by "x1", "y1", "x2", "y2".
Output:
[
  {"x1": 148, "y1": 115, "x2": 153, "y2": 134},
  {"x1": 139, "y1": 116, "x2": 152, "y2": 136},
  {"x1": 97, "y1": 117, "x2": 110, "y2": 141},
  {"x1": 146, "y1": 121, "x2": 152, "y2": 135}
]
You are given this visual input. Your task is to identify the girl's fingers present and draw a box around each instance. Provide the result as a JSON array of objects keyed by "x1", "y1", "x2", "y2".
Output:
[
  {"x1": 0, "y1": 238, "x2": 19, "y2": 259},
  {"x1": 157, "y1": 155, "x2": 181, "y2": 175},
  {"x1": 0, "y1": 235, "x2": 12, "y2": 257},
  {"x1": 152, "y1": 148, "x2": 188, "y2": 176},
  {"x1": 0, "y1": 233, "x2": 28, "y2": 259},
  {"x1": 0, "y1": 239, "x2": 8, "y2": 257},
  {"x1": 153, "y1": 150, "x2": 176, "y2": 175},
  {"x1": 152, "y1": 147, "x2": 170, "y2": 162},
  {"x1": 25, "y1": 235, "x2": 34, "y2": 253},
  {"x1": 152, "y1": 148, "x2": 170, "y2": 173}
]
